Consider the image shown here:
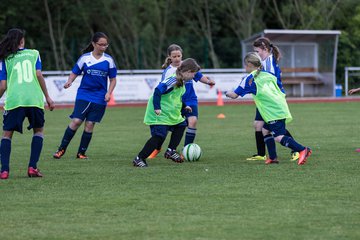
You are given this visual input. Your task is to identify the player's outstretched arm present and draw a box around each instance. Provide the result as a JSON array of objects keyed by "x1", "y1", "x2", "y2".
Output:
[
  {"x1": 349, "y1": 88, "x2": 360, "y2": 95},
  {"x1": 225, "y1": 91, "x2": 239, "y2": 99}
]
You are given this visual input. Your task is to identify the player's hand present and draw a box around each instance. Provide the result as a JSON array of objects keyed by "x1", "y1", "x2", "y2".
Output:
[
  {"x1": 64, "y1": 81, "x2": 72, "y2": 89},
  {"x1": 349, "y1": 88, "x2": 360, "y2": 95},
  {"x1": 155, "y1": 109, "x2": 161, "y2": 115},
  {"x1": 225, "y1": 91, "x2": 239, "y2": 99},
  {"x1": 46, "y1": 96, "x2": 55, "y2": 111},
  {"x1": 207, "y1": 78, "x2": 215, "y2": 87},
  {"x1": 184, "y1": 106, "x2": 192, "y2": 113},
  {"x1": 105, "y1": 92, "x2": 111, "y2": 102}
]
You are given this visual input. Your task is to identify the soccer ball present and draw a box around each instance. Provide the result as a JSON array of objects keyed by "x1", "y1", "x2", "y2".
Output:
[{"x1": 182, "y1": 143, "x2": 202, "y2": 162}]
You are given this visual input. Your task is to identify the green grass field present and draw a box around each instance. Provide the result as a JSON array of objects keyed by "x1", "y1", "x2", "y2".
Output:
[{"x1": 1, "y1": 102, "x2": 360, "y2": 240}]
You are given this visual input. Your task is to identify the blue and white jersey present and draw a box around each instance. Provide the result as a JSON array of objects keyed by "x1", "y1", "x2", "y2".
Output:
[
  {"x1": 262, "y1": 54, "x2": 284, "y2": 92},
  {"x1": 160, "y1": 65, "x2": 177, "y2": 93},
  {"x1": 153, "y1": 73, "x2": 179, "y2": 110},
  {"x1": 234, "y1": 72, "x2": 257, "y2": 97},
  {"x1": 161, "y1": 64, "x2": 203, "y2": 106},
  {"x1": 72, "y1": 52, "x2": 117, "y2": 105},
  {"x1": 0, "y1": 48, "x2": 41, "y2": 80},
  {"x1": 156, "y1": 71, "x2": 178, "y2": 94},
  {"x1": 234, "y1": 70, "x2": 279, "y2": 97}
]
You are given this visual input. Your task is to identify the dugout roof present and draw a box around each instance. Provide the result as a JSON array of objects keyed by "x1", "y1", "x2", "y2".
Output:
[{"x1": 242, "y1": 29, "x2": 341, "y2": 44}]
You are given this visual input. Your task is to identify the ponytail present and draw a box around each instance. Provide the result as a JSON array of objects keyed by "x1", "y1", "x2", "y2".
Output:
[
  {"x1": 175, "y1": 58, "x2": 200, "y2": 87},
  {"x1": 162, "y1": 57, "x2": 172, "y2": 69},
  {"x1": 271, "y1": 45, "x2": 281, "y2": 63},
  {"x1": 253, "y1": 37, "x2": 281, "y2": 63},
  {"x1": 82, "y1": 32, "x2": 108, "y2": 54}
]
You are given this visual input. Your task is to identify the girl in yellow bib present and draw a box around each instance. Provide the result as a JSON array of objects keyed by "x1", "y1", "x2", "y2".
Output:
[
  {"x1": 226, "y1": 52, "x2": 311, "y2": 165},
  {"x1": 133, "y1": 58, "x2": 200, "y2": 167}
]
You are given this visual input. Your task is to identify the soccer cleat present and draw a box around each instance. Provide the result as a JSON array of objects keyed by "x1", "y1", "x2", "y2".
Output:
[
  {"x1": 164, "y1": 149, "x2": 184, "y2": 163},
  {"x1": 290, "y1": 151, "x2": 300, "y2": 161},
  {"x1": 246, "y1": 154, "x2": 266, "y2": 161},
  {"x1": 265, "y1": 158, "x2": 279, "y2": 164},
  {"x1": 76, "y1": 153, "x2": 88, "y2": 159},
  {"x1": 53, "y1": 148, "x2": 66, "y2": 159},
  {"x1": 298, "y1": 147, "x2": 312, "y2": 165},
  {"x1": 148, "y1": 149, "x2": 161, "y2": 159},
  {"x1": 133, "y1": 157, "x2": 148, "y2": 167},
  {"x1": 0, "y1": 171, "x2": 9, "y2": 179},
  {"x1": 28, "y1": 167, "x2": 43, "y2": 178},
  {"x1": 356, "y1": 148, "x2": 360, "y2": 153}
]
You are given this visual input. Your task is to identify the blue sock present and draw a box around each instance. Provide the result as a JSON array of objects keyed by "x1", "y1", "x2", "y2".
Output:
[
  {"x1": 78, "y1": 131, "x2": 92, "y2": 154},
  {"x1": 280, "y1": 136, "x2": 305, "y2": 152},
  {"x1": 184, "y1": 128, "x2": 196, "y2": 146},
  {"x1": 0, "y1": 138, "x2": 11, "y2": 172},
  {"x1": 264, "y1": 134, "x2": 277, "y2": 160},
  {"x1": 60, "y1": 126, "x2": 76, "y2": 149},
  {"x1": 29, "y1": 135, "x2": 43, "y2": 168}
]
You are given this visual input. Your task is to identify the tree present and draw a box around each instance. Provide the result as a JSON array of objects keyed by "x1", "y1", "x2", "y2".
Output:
[
  {"x1": 180, "y1": 0, "x2": 221, "y2": 68},
  {"x1": 223, "y1": 0, "x2": 264, "y2": 40},
  {"x1": 266, "y1": 0, "x2": 341, "y2": 29}
]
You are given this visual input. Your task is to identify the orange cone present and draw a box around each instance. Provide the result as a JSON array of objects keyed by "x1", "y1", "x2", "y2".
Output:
[
  {"x1": 217, "y1": 89, "x2": 224, "y2": 106},
  {"x1": 108, "y1": 93, "x2": 116, "y2": 106},
  {"x1": 217, "y1": 113, "x2": 226, "y2": 119}
]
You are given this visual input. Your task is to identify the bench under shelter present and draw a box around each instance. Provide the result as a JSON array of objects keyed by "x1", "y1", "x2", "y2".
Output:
[{"x1": 241, "y1": 29, "x2": 341, "y2": 97}]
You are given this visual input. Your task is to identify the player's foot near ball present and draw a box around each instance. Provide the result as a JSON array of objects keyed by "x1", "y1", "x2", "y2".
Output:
[{"x1": 164, "y1": 149, "x2": 184, "y2": 163}]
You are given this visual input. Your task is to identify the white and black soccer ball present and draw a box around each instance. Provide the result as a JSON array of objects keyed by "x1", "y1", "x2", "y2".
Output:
[{"x1": 182, "y1": 143, "x2": 202, "y2": 162}]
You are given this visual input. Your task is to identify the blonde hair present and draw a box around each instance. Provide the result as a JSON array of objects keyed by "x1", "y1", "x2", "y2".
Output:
[
  {"x1": 162, "y1": 44, "x2": 183, "y2": 69},
  {"x1": 175, "y1": 58, "x2": 200, "y2": 87},
  {"x1": 244, "y1": 52, "x2": 263, "y2": 78}
]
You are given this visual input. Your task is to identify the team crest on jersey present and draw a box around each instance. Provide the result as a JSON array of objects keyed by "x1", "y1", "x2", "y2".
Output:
[
  {"x1": 145, "y1": 78, "x2": 158, "y2": 89},
  {"x1": 53, "y1": 79, "x2": 66, "y2": 92}
]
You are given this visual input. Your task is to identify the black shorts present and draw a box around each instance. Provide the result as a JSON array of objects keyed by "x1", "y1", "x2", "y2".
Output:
[
  {"x1": 263, "y1": 119, "x2": 287, "y2": 137},
  {"x1": 150, "y1": 121, "x2": 187, "y2": 138},
  {"x1": 70, "y1": 99, "x2": 106, "y2": 122},
  {"x1": 3, "y1": 107, "x2": 45, "y2": 133}
]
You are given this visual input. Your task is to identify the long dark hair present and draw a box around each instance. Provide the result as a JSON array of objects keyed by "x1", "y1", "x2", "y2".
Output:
[
  {"x1": 82, "y1": 32, "x2": 108, "y2": 54},
  {"x1": 162, "y1": 44, "x2": 183, "y2": 69},
  {"x1": 0, "y1": 28, "x2": 26, "y2": 60},
  {"x1": 253, "y1": 37, "x2": 281, "y2": 63},
  {"x1": 175, "y1": 58, "x2": 200, "y2": 87}
]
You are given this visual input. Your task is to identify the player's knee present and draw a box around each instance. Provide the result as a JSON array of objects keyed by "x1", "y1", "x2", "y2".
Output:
[
  {"x1": 274, "y1": 135, "x2": 283, "y2": 143},
  {"x1": 254, "y1": 121, "x2": 263, "y2": 131},
  {"x1": 70, "y1": 119, "x2": 83, "y2": 129},
  {"x1": 84, "y1": 121, "x2": 95, "y2": 132},
  {"x1": 187, "y1": 116, "x2": 197, "y2": 128}
]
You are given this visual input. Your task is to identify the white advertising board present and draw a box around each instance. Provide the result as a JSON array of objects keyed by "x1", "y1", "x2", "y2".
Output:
[{"x1": 41, "y1": 71, "x2": 251, "y2": 103}]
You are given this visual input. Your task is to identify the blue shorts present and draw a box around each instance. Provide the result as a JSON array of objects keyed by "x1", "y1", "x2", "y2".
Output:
[
  {"x1": 254, "y1": 108, "x2": 264, "y2": 121},
  {"x1": 70, "y1": 99, "x2": 106, "y2": 122},
  {"x1": 150, "y1": 121, "x2": 187, "y2": 138},
  {"x1": 263, "y1": 119, "x2": 287, "y2": 137},
  {"x1": 3, "y1": 107, "x2": 45, "y2": 133},
  {"x1": 182, "y1": 104, "x2": 198, "y2": 118}
]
